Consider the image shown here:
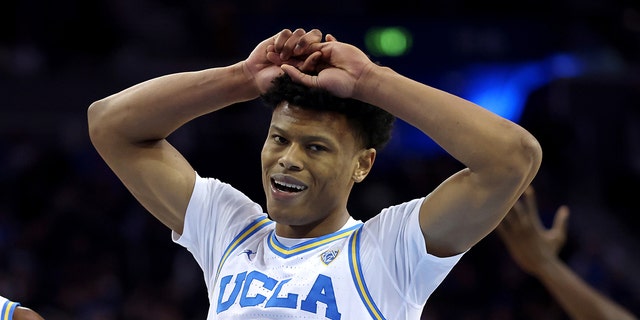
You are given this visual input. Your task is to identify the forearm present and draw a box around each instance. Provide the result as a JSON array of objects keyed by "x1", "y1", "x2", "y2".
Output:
[
  {"x1": 535, "y1": 259, "x2": 637, "y2": 320},
  {"x1": 88, "y1": 62, "x2": 257, "y2": 143},
  {"x1": 354, "y1": 65, "x2": 540, "y2": 175}
]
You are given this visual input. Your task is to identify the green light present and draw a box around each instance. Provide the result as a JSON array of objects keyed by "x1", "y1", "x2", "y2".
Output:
[{"x1": 365, "y1": 27, "x2": 412, "y2": 57}]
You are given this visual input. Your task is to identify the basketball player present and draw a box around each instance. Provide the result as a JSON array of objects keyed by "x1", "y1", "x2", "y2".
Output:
[
  {"x1": 0, "y1": 295, "x2": 44, "y2": 320},
  {"x1": 88, "y1": 28, "x2": 542, "y2": 318}
]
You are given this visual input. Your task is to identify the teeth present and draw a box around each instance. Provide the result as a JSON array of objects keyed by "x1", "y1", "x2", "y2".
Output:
[{"x1": 274, "y1": 180, "x2": 306, "y2": 191}]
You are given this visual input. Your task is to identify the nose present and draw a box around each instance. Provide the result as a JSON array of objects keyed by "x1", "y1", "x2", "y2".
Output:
[{"x1": 278, "y1": 145, "x2": 303, "y2": 171}]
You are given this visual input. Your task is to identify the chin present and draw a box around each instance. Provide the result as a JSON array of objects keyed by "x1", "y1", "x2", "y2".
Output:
[{"x1": 266, "y1": 208, "x2": 305, "y2": 226}]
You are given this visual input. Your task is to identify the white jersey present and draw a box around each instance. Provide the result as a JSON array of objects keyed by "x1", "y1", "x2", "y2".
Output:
[
  {"x1": 0, "y1": 295, "x2": 19, "y2": 320},
  {"x1": 173, "y1": 174, "x2": 464, "y2": 319}
]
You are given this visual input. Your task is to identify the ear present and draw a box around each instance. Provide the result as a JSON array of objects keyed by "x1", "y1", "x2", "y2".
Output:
[{"x1": 353, "y1": 148, "x2": 376, "y2": 183}]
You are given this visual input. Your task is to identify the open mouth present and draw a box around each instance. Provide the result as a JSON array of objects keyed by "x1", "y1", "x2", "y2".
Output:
[{"x1": 271, "y1": 178, "x2": 308, "y2": 193}]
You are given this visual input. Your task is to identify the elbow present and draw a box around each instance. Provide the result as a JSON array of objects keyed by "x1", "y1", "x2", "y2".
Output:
[
  {"x1": 87, "y1": 100, "x2": 100, "y2": 133},
  {"x1": 507, "y1": 131, "x2": 543, "y2": 187},
  {"x1": 486, "y1": 129, "x2": 542, "y2": 188},
  {"x1": 87, "y1": 99, "x2": 112, "y2": 150},
  {"x1": 520, "y1": 132, "x2": 543, "y2": 177}
]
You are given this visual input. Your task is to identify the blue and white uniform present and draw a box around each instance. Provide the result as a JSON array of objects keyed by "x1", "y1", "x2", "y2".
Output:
[
  {"x1": 173, "y1": 174, "x2": 464, "y2": 319},
  {"x1": 0, "y1": 295, "x2": 20, "y2": 320}
]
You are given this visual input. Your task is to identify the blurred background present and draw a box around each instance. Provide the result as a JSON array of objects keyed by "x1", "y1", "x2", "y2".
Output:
[{"x1": 1, "y1": 0, "x2": 639, "y2": 319}]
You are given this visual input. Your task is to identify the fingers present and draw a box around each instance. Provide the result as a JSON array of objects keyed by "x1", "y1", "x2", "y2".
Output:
[
  {"x1": 522, "y1": 186, "x2": 539, "y2": 222},
  {"x1": 298, "y1": 51, "x2": 322, "y2": 73},
  {"x1": 279, "y1": 28, "x2": 305, "y2": 61},
  {"x1": 273, "y1": 28, "x2": 323, "y2": 61},
  {"x1": 500, "y1": 200, "x2": 524, "y2": 231},
  {"x1": 281, "y1": 64, "x2": 320, "y2": 88},
  {"x1": 267, "y1": 28, "x2": 337, "y2": 77},
  {"x1": 495, "y1": 222, "x2": 508, "y2": 239},
  {"x1": 551, "y1": 205, "x2": 570, "y2": 235},
  {"x1": 267, "y1": 50, "x2": 321, "y2": 74},
  {"x1": 294, "y1": 29, "x2": 323, "y2": 56},
  {"x1": 265, "y1": 50, "x2": 284, "y2": 65},
  {"x1": 549, "y1": 205, "x2": 570, "y2": 252},
  {"x1": 272, "y1": 29, "x2": 294, "y2": 54}
]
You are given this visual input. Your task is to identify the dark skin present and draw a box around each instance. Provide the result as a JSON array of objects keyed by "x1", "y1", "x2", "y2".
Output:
[
  {"x1": 14, "y1": 307, "x2": 44, "y2": 320},
  {"x1": 261, "y1": 102, "x2": 374, "y2": 238}
]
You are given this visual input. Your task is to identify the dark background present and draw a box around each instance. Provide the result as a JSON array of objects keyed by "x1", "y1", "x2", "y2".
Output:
[{"x1": 1, "y1": 0, "x2": 639, "y2": 319}]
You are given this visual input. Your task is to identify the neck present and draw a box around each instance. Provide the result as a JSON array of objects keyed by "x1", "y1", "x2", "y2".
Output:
[{"x1": 275, "y1": 214, "x2": 351, "y2": 238}]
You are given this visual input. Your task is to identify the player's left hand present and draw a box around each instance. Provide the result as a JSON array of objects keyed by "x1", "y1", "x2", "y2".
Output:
[
  {"x1": 281, "y1": 34, "x2": 376, "y2": 99},
  {"x1": 244, "y1": 28, "x2": 323, "y2": 94}
]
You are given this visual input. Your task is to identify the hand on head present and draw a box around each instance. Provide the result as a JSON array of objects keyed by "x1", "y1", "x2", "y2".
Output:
[
  {"x1": 245, "y1": 27, "x2": 377, "y2": 100},
  {"x1": 243, "y1": 28, "x2": 324, "y2": 93},
  {"x1": 267, "y1": 28, "x2": 325, "y2": 63},
  {"x1": 278, "y1": 33, "x2": 376, "y2": 99}
]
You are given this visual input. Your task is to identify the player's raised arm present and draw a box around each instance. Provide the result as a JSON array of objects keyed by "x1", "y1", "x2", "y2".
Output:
[
  {"x1": 497, "y1": 186, "x2": 638, "y2": 320},
  {"x1": 88, "y1": 28, "x2": 323, "y2": 234},
  {"x1": 284, "y1": 37, "x2": 543, "y2": 257}
]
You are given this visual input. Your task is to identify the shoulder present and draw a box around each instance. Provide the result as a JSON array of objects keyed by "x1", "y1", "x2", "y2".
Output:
[
  {"x1": 376, "y1": 197, "x2": 426, "y2": 221},
  {"x1": 14, "y1": 307, "x2": 45, "y2": 320},
  {"x1": 361, "y1": 197, "x2": 426, "y2": 240},
  {"x1": 0, "y1": 296, "x2": 19, "y2": 319},
  {"x1": 189, "y1": 174, "x2": 260, "y2": 214}
]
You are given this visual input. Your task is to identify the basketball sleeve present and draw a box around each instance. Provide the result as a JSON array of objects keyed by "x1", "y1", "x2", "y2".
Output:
[
  {"x1": 0, "y1": 295, "x2": 20, "y2": 320},
  {"x1": 361, "y1": 197, "x2": 465, "y2": 306},
  {"x1": 172, "y1": 172, "x2": 266, "y2": 289}
]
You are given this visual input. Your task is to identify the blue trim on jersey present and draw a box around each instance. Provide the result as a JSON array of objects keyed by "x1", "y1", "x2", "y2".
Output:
[
  {"x1": 215, "y1": 216, "x2": 274, "y2": 282},
  {"x1": 1, "y1": 300, "x2": 19, "y2": 320},
  {"x1": 349, "y1": 226, "x2": 386, "y2": 320},
  {"x1": 268, "y1": 224, "x2": 362, "y2": 258}
]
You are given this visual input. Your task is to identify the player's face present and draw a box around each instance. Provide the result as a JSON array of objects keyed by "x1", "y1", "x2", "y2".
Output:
[{"x1": 261, "y1": 102, "x2": 365, "y2": 237}]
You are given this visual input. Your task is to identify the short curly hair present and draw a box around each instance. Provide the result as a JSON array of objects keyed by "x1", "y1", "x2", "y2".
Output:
[{"x1": 260, "y1": 74, "x2": 395, "y2": 150}]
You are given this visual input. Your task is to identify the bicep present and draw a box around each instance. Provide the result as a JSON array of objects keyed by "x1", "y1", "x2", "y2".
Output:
[
  {"x1": 103, "y1": 139, "x2": 196, "y2": 234},
  {"x1": 420, "y1": 168, "x2": 523, "y2": 257}
]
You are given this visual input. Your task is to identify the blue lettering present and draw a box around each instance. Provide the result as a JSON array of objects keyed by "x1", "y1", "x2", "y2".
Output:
[
  {"x1": 217, "y1": 272, "x2": 246, "y2": 313},
  {"x1": 300, "y1": 274, "x2": 341, "y2": 320},
  {"x1": 216, "y1": 271, "x2": 341, "y2": 318},
  {"x1": 265, "y1": 279, "x2": 298, "y2": 308},
  {"x1": 240, "y1": 271, "x2": 278, "y2": 307}
]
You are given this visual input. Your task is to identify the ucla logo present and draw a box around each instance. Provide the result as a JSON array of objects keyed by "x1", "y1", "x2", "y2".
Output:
[
  {"x1": 320, "y1": 249, "x2": 340, "y2": 265},
  {"x1": 217, "y1": 271, "x2": 342, "y2": 319}
]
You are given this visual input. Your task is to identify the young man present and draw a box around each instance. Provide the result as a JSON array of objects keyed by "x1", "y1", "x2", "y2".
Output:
[{"x1": 88, "y1": 28, "x2": 542, "y2": 319}]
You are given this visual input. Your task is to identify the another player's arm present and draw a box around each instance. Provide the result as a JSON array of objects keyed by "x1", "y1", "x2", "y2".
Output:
[
  {"x1": 497, "y1": 187, "x2": 638, "y2": 320},
  {"x1": 532, "y1": 257, "x2": 638, "y2": 320},
  {"x1": 355, "y1": 66, "x2": 542, "y2": 257}
]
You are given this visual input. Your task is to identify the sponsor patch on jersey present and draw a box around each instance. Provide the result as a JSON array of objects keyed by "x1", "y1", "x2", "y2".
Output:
[{"x1": 320, "y1": 249, "x2": 340, "y2": 265}]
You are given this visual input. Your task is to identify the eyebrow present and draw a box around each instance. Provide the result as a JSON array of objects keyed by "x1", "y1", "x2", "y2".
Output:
[{"x1": 269, "y1": 125, "x2": 337, "y2": 145}]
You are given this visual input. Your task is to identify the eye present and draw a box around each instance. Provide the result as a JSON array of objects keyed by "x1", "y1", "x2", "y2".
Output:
[
  {"x1": 308, "y1": 144, "x2": 328, "y2": 152},
  {"x1": 273, "y1": 135, "x2": 288, "y2": 144}
]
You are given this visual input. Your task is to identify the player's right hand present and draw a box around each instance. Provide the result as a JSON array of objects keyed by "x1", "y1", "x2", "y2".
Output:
[{"x1": 243, "y1": 28, "x2": 323, "y2": 94}]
